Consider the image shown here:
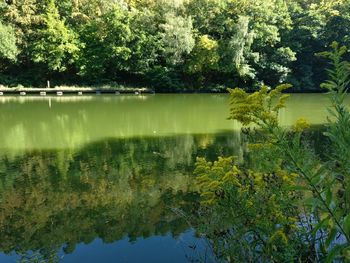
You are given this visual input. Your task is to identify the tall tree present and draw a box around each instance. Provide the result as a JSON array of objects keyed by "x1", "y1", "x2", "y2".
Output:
[
  {"x1": 31, "y1": 0, "x2": 79, "y2": 72},
  {"x1": 77, "y1": 3, "x2": 133, "y2": 81},
  {"x1": 159, "y1": 13, "x2": 195, "y2": 65},
  {"x1": 0, "y1": 22, "x2": 18, "y2": 62},
  {"x1": 219, "y1": 16, "x2": 256, "y2": 80}
]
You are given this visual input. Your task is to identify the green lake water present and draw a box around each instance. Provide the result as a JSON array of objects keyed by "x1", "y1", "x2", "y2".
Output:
[{"x1": 0, "y1": 94, "x2": 346, "y2": 262}]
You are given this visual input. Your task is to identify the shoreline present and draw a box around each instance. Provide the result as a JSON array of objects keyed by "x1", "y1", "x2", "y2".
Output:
[
  {"x1": 0, "y1": 87, "x2": 329, "y2": 96},
  {"x1": 0, "y1": 87, "x2": 153, "y2": 96}
]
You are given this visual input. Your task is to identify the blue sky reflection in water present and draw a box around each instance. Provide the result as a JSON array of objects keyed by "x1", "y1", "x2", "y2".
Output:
[{"x1": 0, "y1": 231, "x2": 212, "y2": 263}]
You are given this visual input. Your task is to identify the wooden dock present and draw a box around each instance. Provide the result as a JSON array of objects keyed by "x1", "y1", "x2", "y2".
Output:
[{"x1": 0, "y1": 87, "x2": 154, "y2": 96}]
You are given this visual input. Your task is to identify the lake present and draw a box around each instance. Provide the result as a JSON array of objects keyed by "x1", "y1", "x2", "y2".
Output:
[{"x1": 0, "y1": 94, "x2": 345, "y2": 262}]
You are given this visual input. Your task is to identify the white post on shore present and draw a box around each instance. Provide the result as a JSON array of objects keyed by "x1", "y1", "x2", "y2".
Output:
[{"x1": 47, "y1": 80, "x2": 50, "y2": 89}]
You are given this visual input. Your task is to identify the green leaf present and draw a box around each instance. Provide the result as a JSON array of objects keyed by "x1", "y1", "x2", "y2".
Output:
[
  {"x1": 325, "y1": 244, "x2": 345, "y2": 263},
  {"x1": 311, "y1": 217, "x2": 330, "y2": 236},
  {"x1": 325, "y1": 188, "x2": 333, "y2": 207},
  {"x1": 343, "y1": 213, "x2": 350, "y2": 234},
  {"x1": 325, "y1": 227, "x2": 337, "y2": 249}
]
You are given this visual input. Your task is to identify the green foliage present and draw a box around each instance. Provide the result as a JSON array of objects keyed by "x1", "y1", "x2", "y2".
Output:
[
  {"x1": 219, "y1": 16, "x2": 256, "y2": 79},
  {"x1": 286, "y1": 0, "x2": 350, "y2": 90},
  {"x1": 185, "y1": 34, "x2": 219, "y2": 87},
  {"x1": 31, "y1": 0, "x2": 79, "y2": 72},
  {"x1": 318, "y1": 42, "x2": 350, "y2": 93},
  {"x1": 160, "y1": 12, "x2": 195, "y2": 65},
  {"x1": 76, "y1": 3, "x2": 133, "y2": 80},
  {"x1": 193, "y1": 43, "x2": 350, "y2": 261},
  {"x1": 0, "y1": 0, "x2": 350, "y2": 90},
  {"x1": 194, "y1": 156, "x2": 303, "y2": 262},
  {"x1": 127, "y1": 8, "x2": 160, "y2": 74},
  {"x1": 0, "y1": 21, "x2": 18, "y2": 61},
  {"x1": 228, "y1": 84, "x2": 291, "y2": 127},
  {"x1": 187, "y1": 34, "x2": 219, "y2": 74}
]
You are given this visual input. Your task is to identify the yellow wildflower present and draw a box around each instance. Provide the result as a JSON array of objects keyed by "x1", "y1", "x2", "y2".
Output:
[{"x1": 293, "y1": 118, "x2": 310, "y2": 132}]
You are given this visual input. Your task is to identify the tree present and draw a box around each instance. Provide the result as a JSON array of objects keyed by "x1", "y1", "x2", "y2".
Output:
[
  {"x1": 127, "y1": 8, "x2": 160, "y2": 75},
  {"x1": 219, "y1": 16, "x2": 256, "y2": 79},
  {"x1": 159, "y1": 13, "x2": 195, "y2": 65},
  {"x1": 235, "y1": 0, "x2": 296, "y2": 86},
  {"x1": 0, "y1": 21, "x2": 18, "y2": 61},
  {"x1": 186, "y1": 34, "x2": 219, "y2": 87},
  {"x1": 31, "y1": 0, "x2": 79, "y2": 72},
  {"x1": 77, "y1": 3, "x2": 133, "y2": 82},
  {"x1": 0, "y1": 0, "x2": 349, "y2": 90},
  {"x1": 187, "y1": 34, "x2": 219, "y2": 73}
]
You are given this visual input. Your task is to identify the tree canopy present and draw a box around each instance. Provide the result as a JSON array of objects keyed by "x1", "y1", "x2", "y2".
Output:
[
  {"x1": 0, "y1": 21, "x2": 18, "y2": 62},
  {"x1": 0, "y1": 0, "x2": 349, "y2": 91}
]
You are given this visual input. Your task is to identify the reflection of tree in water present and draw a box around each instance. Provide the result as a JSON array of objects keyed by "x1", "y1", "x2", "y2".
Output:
[
  {"x1": 17, "y1": 250, "x2": 62, "y2": 263},
  {"x1": 0, "y1": 133, "x2": 239, "y2": 262}
]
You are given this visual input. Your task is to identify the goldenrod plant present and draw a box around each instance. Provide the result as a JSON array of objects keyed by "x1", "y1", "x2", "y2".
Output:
[{"x1": 194, "y1": 42, "x2": 350, "y2": 262}]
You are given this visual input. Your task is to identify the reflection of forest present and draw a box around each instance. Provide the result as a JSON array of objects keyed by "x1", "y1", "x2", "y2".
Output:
[{"x1": 0, "y1": 133, "x2": 239, "y2": 257}]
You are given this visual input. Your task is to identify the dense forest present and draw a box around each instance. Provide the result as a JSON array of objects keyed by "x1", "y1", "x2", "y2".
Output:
[{"x1": 0, "y1": 0, "x2": 349, "y2": 91}]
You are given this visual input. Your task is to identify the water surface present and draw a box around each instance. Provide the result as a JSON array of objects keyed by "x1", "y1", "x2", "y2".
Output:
[{"x1": 0, "y1": 94, "x2": 345, "y2": 262}]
